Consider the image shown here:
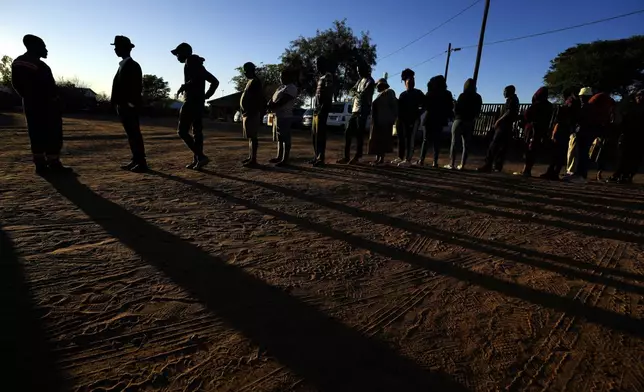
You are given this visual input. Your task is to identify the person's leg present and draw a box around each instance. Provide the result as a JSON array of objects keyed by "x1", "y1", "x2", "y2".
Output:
[
  {"x1": 397, "y1": 122, "x2": 406, "y2": 162},
  {"x1": 339, "y1": 115, "x2": 356, "y2": 163},
  {"x1": 461, "y1": 121, "x2": 473, "y2": 168},
  {"x1": 575, "y1": 132, "x2": 593, "y2": 179},
  {"x1": 316, "y1": 113, "x2": 328, "y2": 165},
  {"x1": 24, "y1": 106, "x2": 48, "y2": 173},
  {"x1": 121, "y1": 107, "x2": 146, "y2": 165},
  {"x1": 43, "y1": 106, "x2": 70, "y2": 172},
  {"x1": 405, "y1": 121, "x2": 417, "y2": 162},
  {"x1": 432, "y1": 126, "x2": 441, "y2": 166},
  {"x1": 494, "y1": 128, "x2": 511, "y2": 171},
  {"x1": 352, "y1": 114, "x2": 367, "y2": 162},
  {"x1": 418, "y1": 126, "x2": 429, "y2": 164},
  {"x1": 566, "y1": 133, "x2": 578, "y2": 174},
  {"x1": 449, "y1": 120, "x2": 460, "y2": 168},
  {"x1": 480, "y1": 127, "x2": 502, "y2": 171},
  {"x1": 311, "y1": 115, "x2": 319, "y2": 163}
]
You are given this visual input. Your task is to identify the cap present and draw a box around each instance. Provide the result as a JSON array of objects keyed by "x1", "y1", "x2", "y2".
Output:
[
  {"x1": 376, "y1": 78, "x2": 389, "y2": 89},
  {"x1": 171, "y1": 42, "x2": 192, "y2": 56},
  {"x1": 579, "y1": 87, "x2": 593, "y2": 96},
  {"x1": 23, "y1": 34, "x2": 45, "y2": 49},
  {"x1": 111, "y1": 35, "x2": 135, "y2": 48}
]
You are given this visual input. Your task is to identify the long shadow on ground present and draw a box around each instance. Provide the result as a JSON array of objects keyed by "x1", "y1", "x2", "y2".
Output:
[
  {"x1": 45, "y1": 174, "x2": 466, "y2": 392},
  {"x1": 0, "y1": 225, "x2": 65, "y2": 391},
  {"x1": 157, "y1": 170, "x2": 644, "y2": 338}
]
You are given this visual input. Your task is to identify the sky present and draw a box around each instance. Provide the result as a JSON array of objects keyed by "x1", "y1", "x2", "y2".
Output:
[{"x1": 1, "y1": 0, "x2": 643, "y2": 103}]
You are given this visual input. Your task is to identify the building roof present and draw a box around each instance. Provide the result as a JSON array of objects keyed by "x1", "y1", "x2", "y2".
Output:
[{"x1": 208, "y1": 92, "x2": 242, "y2": 108}]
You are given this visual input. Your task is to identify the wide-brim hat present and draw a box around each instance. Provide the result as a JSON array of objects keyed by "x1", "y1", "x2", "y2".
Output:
[{"x1": 111, "y1": 35, "x2": 134, "y2": 48}]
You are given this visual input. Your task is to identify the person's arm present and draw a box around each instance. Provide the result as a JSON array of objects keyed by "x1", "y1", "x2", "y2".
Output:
[
  {"x1": 359, "y1": 78, "x2": 375, "y2": 104},
  {"x1": 495, "y1": 97, "x2": 514, "y2": 127},
  {"x1": 319, "y1": 75, "x2": 333, "y2": 114},
  {"x1": 475, "y1": 94, "x2": 483, "y2": 118},
  {"x1": 11, "y1": 59, "x2": 37, "y2": 99},
  {"x1": 131, "y1": 62, "x2": 143, "y2": 108},
  {"x1": 203, "y1": 68, "x2": 219, "y2": 100}
]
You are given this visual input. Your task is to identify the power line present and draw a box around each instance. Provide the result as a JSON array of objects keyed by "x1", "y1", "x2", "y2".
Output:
[
  {"x1": 380, "y1": 0, "x2": 482, "y2": 61},
  {"x1": 406, "y1": 8, "x2": 644, "y2": 72},
  {"x1": 459, "y1": 8, "x2": 644, "y2": 49},
  {"x1": 389, "y1": 51, "x2": 446, "y2": 78}
]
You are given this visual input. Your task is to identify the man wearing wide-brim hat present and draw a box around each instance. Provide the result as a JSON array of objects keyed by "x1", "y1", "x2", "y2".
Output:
[
  {"x1": 110, "y1": 35, "x2": 147, "y2": 172},
  {"x1": 12, "y1": 34, "x2": 72, "y2": 175}
]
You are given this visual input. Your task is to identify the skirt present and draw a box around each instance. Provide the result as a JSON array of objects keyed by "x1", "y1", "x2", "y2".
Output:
[{"x1": 368, "y1": 122, "x2": 394, "y2": 155}]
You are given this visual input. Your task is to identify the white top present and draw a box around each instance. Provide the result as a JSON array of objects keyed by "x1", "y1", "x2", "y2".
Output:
[{"x1": 271, "y1": 83, "x2": 298, "y2": 118}]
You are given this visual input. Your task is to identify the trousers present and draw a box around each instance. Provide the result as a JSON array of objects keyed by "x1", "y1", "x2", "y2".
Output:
[
  {"x1": 118, "y1": 105, "x2": 146, "y2": 162},
  {"x1": 178, "y1": 101, "x2": 205, "y2": 157}
]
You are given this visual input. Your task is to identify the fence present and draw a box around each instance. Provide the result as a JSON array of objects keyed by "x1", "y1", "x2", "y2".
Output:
[{"x1": 473, "y1": 103, "x2": 561, "y2": 140}]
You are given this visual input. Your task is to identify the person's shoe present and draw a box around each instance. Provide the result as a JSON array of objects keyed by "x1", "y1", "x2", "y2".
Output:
[
  {"x1": 564, "y1": 175, "x2": 586, "y2": 184},
  {"x1": 243, "y1": 160, "x2": 259, "y2": 168},
  {"x1": 242, "y1": 157, "x2": 252, "y2": 164},
  {"x1": 596, "y1": 171, "x2": 603, "y2": 182},
  {"x1": 268, "y1": 157, "x2": 282, "y2": 163},
  {"x1": 349, "y1": 157, "x2": 360, "y2": 165},
  {"x1": 456, "y1": 164, "x2": 464, "y2": 171},
  {"x1": 444, "y1": 164, "x2": 454, "y2": 170},
  {"x1": 413, "y1": 160, "x2": 425, "y2": 167},
  {"x1": 606, "y1": 175, "x2": 620, "y2": 183},
  {"x1": 513, "y1": 171, "x2": 531, "y2": 177},
  {"x1": 47, "y1": 160, "x2": 73, "y2": 174},
  {"x1": 391, "y1": 157, "x2": 402, "y2": 164},
  {"x1": 313, "y1": 160, "x2": 326, "y2": 168},
  {"x1": 193, "y1": 156, "x2": 210, "y2": 170},
  {"x1": 186, "y1": 156, "x2": 198, "y2": 169},
  {"x1": 35, "y1": 163, "x2": 48, "y2": 176},
  {"x1": 275, "y1": 160, "x2": 289, "y2": 167},
  {"x1": 121, "y1": 161, "x2": 137, "y2": 171},
  {"x1": 398, "y1": 160, "x2": 411, "y2": 167},
  {"x1": 307, "y1": 158, "x2": 317, "y2": 164},
  {"x1": 337, "y1": 157, "x2": 350, "y2": 164},
  {"x1": 432, "y1": 161, "x2": 439, "y2": 168},
  {"x1": 477, "y1": 165, "x2": 492, "y2": 173},
  {"x1": 130, "y1": 163, "x2": 149, "y2": 173}
]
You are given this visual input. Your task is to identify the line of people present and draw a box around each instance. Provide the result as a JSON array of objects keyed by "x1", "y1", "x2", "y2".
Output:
[
  {"x1": 11, "y1": 35, "x2": 643, "y2": 183},
  {"x1": 11, "y1": 34, "x2": 220, "y2": 175}
]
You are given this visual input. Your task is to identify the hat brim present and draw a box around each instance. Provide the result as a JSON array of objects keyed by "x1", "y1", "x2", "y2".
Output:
[{"x1": 171, "y1": 49, "x2": 179, "y2": 55}]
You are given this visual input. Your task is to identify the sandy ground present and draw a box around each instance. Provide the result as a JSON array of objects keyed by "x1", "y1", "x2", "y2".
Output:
[{"x1": 2, "y1": 112, "x2": 644, "y2": 392}]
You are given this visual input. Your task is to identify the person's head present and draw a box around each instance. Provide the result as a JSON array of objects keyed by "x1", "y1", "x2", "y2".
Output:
[
  {"x1": 376, "y1": 78, "x2": 389, "y2": 93},
  {"x1": 357, "y1": 62, "x2": 370, "y2": 78},
  {"x1": 316, "y1": 56, "x2": 329, "y2": 75},
  {"x1": 401, "y1": 68, "x2": 415, "y2": 90},
  {"x1": 463, "y1": 78, "x2": 476, "y2": 93},
  {"x1": 533, "y1": 87, "x2": 548, "y2": 103},
  {"x1": 243, "y1": 62, "x2": 257, "y2": 78},
  {"x1": 23, "y1": 34, "x2": 47, "y2": 59},
  {"x1": 503, "y1": 85, "x2": 516, "y2": 98},
  {"x1": 562, "y1": 87, "x2": 574, "y2": 100},
  {"x1": 171, "y1": 42, "x2": 193, "y2": 63},
  {"x1": 280, "y1": 68, "x2": 297, "y2": 85},
  {"x1": 636, "y1": 89, "x2": 644, "y2": 105},
  {"x1": 111, "y1": 35, "x2": 135, "y2": 58},
  {"x1": 579, "y1": 87, "x2": 593, "y2": 104}
]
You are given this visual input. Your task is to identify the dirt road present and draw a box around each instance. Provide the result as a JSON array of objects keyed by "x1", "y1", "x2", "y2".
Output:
[{"x1": 2, "y1": 113, "x2": 644, "y2": 391}]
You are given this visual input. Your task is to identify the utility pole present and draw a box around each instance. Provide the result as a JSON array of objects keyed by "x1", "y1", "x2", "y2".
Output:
[
  {"x1": 444, "y1": 43, "x2": 462, "y2": 83},
  {"x1": 472, "y1": 0, "x2": 491, "y2": 86}
]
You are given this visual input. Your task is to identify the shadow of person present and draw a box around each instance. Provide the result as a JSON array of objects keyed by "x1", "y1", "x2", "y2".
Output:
[
  {"x1": 167, "y1": 169, "x2": 644, "y2": 338},
  {"x1": 44, "y1": 174, "x2": 467, "y2": 392},
  {"x1": 0, "y1": 225, "x2": 65, "y2": 392}
]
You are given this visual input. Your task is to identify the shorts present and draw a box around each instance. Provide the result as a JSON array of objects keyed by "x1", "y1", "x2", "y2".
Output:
[
  {"x1": 242, "y1": 113, "x2": 261, "y2": 139},
  {"x1": 272, "y1": 116, "x2": 293, "y2": 144}
]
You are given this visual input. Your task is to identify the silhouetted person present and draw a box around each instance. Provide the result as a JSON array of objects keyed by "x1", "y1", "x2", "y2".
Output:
[
  {"x1": 239, "y1": 62, "x2": 263, "y2": 168},
  {"x1": 171, "y1": 42, "x2": 219, "y2": 170},
  {"x1": 477, "y1": 85, "x2": 519, "y2": 172},
  {"x1": 515, "y1": 87, "x2": 553, "y2": 177},
  {"x1": 267, "y1": 68, "x2": 298, "y2": 167},
  {"x1": 12, "y1": 35, "x2": 71, "y2": 175},
  {"x1": 338, "y1": 62, "x2": 374, "y2": 164},
  {"x1": 608, "y1": 89, "x2": 644, "y2": 184},
  {"x1": 311, "y1": 56, "x2": 334, "y2": 167},
  {"x1": 110, "y1": 35, "x2": 147, "y2": 173},
  {"x1": 395, "y1": 68, "x2": 424, "y2": 167},
  {"x1": 447, "y1": 78, "x2": 482, "y2": 170},
  {"x1": 540, "y1": 88, "x2": 580, "y2": 180},
  {"x1": 564, "y1": 89, "x2": 615, "y2": 183},
  {"x1": 419, "y1": 75, "x2": 453, "y2": 167},
  {"x1": 368, "y1": 78, "x2": 397, "y2": 165}
]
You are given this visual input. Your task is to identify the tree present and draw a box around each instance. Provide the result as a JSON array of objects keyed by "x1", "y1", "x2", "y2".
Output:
[
  {"x1": 544, "y1": 36, "x2": 644, "y2": 99},
  {"x1": 280, "y1": 19, "x2": 377, "y2": 101},
  {"x1": 1, "y1": 55, "x2": 13, "y2": 86},
  {"x1": 142, "y1": 74, "x2": 170, "y2": 104}
]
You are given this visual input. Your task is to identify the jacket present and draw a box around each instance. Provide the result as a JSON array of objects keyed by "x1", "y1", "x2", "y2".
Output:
[
  {"x1": 372, "y1": 88, "x2": 398, "y2": 127},
  {"x1": 424, "y1": 76, "x2": 454, "y2": 127},
  {"x1": 454, "y1": 78, "x2": 482, "y2": 121},
  {"x1": 183, "y1": 54, "x2": 218, "y2": 102},
  {"x1": 524, "y1": 87, "x2": 553, "y2": 140},
  {"x1": 11, "y1": 53, "x2": 58, "y2": 104},
  {"x1": 111, "y1": 57, "x2": 143, "y2": 108}
]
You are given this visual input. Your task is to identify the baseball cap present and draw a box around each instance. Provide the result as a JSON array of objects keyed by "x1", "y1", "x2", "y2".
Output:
[{"x1": 171, "y1": 43, "x2": 192, "y2": 56}]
